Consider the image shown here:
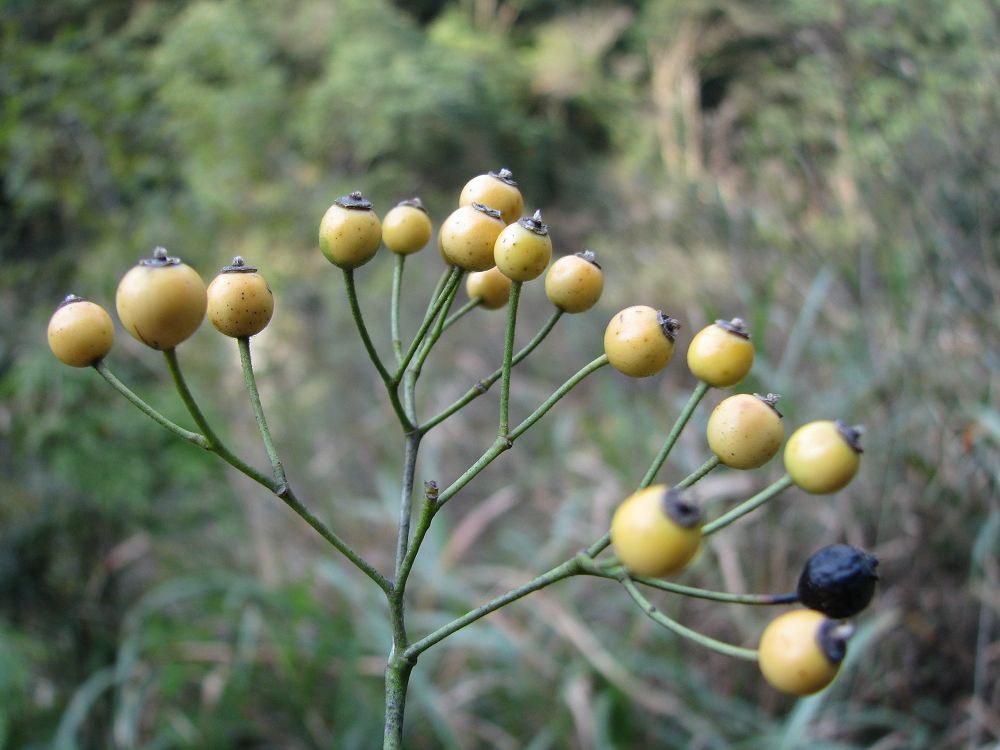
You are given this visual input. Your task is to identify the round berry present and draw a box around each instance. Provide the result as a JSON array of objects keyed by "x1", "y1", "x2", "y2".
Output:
[
  {"x1": 116, "y1": 247, "x2": 207, "y2": 350},
  {"x1": 784, "y1": 420, "x2": 863, "y2": 494},
  {"x1": 758, "y1": 610, "x2": 850, "y2": 695},
  {"x1": 545, "y1": 250, "x2": 603, "y2": 313},
  {"x1": 797, "y1": 544, "x2": 878, "y2": 619},
  {"x1": 604, "y1": 306, "x2": 680, "y2": 377},
  {"x1": 383, "y1": 198, "x2": 432, "y2": 255},
  {"x1": 466, "y1": 267, "x2": 512, "y2": 310},
  {"x1": 319, "y1": 191, "x2": 381, "y2": 269},
  {"x1": 47, "y1": 295, "x2": 114, "y2": 367},
  {"x1": 687, "y1": 318, "x2": 754, "y2": 388},
  {"x1": 706, "y1": 393, "x2": 784, "y2": 469},
  {"x1": 459, "y1": 168, "x2": 524, "y2": 225},
  {"x1": 439, "y1": 203, "x2": 506, "y2": 271},
  {"x1": 494, "y1": 210, "x2": 552, "y2": 281},
  {"x1": 610, "y1": 485, "x2": 702, "y2": 577},
  {"x1": 206, "y1": 257, "x2": 274, "y2": 338}
]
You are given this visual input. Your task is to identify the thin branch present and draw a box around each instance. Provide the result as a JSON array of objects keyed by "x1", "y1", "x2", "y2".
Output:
[
  {"x1": 498, "y1": 280, "x2": 522, "y2": 437},
  {"x1": 639, "y1": 381, "x2": 709, "y2": 489},
  {"x1": 238, "y1": 337, "x2": 286, "y2": 487},
  {"x1": 701, "y1": 474, "x2": 795, "y2": 536}
]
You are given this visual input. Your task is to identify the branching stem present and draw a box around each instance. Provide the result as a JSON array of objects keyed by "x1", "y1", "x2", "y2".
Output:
[{"x1": 701, "y1": 474, "x2": 795, "y2": 536}]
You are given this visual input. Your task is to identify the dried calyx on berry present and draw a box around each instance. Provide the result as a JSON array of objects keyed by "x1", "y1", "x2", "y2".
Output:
[{"x1": 797, "y1": 544, "x2": 879, "y2": 618}]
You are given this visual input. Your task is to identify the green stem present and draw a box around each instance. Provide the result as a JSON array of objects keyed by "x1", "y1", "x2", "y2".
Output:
[
  {"x1": 701, "y1": 474, "x2": 795, "y2": 536},
  {"x1": 394, "y1": 267, "x2": 462, "y2": 382},
  {"x1": 420, "y1": 309, "x2": 563, "y2": 433},
  {"x1": 92, "y1": 361, "x2": 207, "y2": 448},
  {"x1": 391, "y1": 254, "x2": 405, "y2": 364},
  {"x1": 421, "y1": 268, "x2": 452, "y2": 325},
  {"x1": 238, "y1": 337, "x2": 286, "y2": 487},
  {"x1": 120, "y1": 352, "x2": 389, "y2": 592},
  {"x1": 383, "y1": 657, "x2": 414, "y2": 750},
  {"x1": 677, "y1": 455, "x2": 721, "y2": 489},
  {"x1": 581, "y1": 563, "x2": 797, "y2": 605},
  {"x1": 393, "y1": 432, "x2": 422, "y2": 580},
  {"x1": 619, "y1": 577, "x2": 758, "y2": 661},
  {"x1": 639, "y1": 381, "x2": 709, "y2": 489},
  {"x1": 508, "y1": 354, "x2": 608, "y2": 442},
  {"x1": 395, "y1": 483, "x2": 438, "y2": 595},
  {"x1": 343, "y1": 270, "x2": 414, "y2": 432},
  {"x1": 498, "y1": 281, "x2": 522, "y2": 438},
  {"x1": 407, "y1": 272, "x2": 463, "y2": 389},
  {"x1": 441, "y1": 297, "x2": 481, "y2": 332},
  {"x1": 404, "y1": 555, "x2": 583, "y2": 660},
  {"x1": 585, "y1": 531, "x2": 612, "y2": 558}
]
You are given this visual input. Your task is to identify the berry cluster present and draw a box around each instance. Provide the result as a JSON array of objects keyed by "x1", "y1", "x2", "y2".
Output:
[{"x1": 48, "y1": 167, "x2": 880, "y2": 745}]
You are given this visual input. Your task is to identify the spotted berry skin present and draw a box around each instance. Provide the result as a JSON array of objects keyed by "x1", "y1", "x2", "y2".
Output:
[
  {"x1": 797, "y1": 544, "x2": 878, "y2": 619},
  {"x1": 116, "y1": 248, "x2": 206, "y2": 350},
  {"x1": 610, "y1": 485, "x2": 702, "y2": 577},
  {"x1": 758, "y1": 609, "x2": 846, "y2": 696},
  {"x1": 604, "y1": 306, "x2": 679, "y2": 377},
  {"x1": 687, "y1": 318, "x2": 754, "y2": 388},
  {"x1": 319, "y1": 192, "x2": 382, "y2": 269},
  {"x1": 206, "y1": 258, "x2": 274, "y2": 338},
  {"x1": 459, "y1": 169, "x2": 524, "y2": 225},
  {"x1": 544, "y1": 251, "x2": 603, "y2": 313},
  {"x1": 440, "y1": 203, "x2": 506, "y2": 271},
  {"x1": 784, "y1": 419, "x2": 863, "y2": 494}
]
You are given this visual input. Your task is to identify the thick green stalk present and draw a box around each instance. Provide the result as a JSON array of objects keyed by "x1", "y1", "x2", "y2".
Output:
[
  {"x1": 639, "y1": 381, "x2": 710, "y2": 489},
  {"x1": 701, "y1": 474, "x2": 795, "y2": 536},
  {"x1": 420, "y1": 309, "x2": 563, "y2": 433},
  {"x1": 342, "y1": 270, "x2": 414, "y2": 432},
  {"x1": 619, "y1": 577, "x2": 758, "y2": 661},
  {"x1": 677, "y1": 455, "x2": 721, "y2": 489},
  {"x1": 498, "y1": 281, "x2": 522, "y2": 437},
  {"x1": 238, "y1": 337, "x2": 286, "y2": 487},
  {"x1": 382, "y1": 657, "x2": 414, "y2": 750}
]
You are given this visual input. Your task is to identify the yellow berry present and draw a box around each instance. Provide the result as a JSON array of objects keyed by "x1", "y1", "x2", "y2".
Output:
[
  {"x1": 687, "y1": 318, "x2": 754, "y2": 388},
  {"x1": 319, "y1": 191, "x2": 382, "y2": 269},
  {"x1": 383, "y1": 198, "x2": 432, "y2": 255},
  {"x1": 758, "y1": 609, "x2": 848, "y2": 695},
  {"x1": 47, "y1": 295, "x2": 114, "y2": 367},
  {"x1": 466, "y1": 267, "x2": 512, "y2": 310},
  {"x1": 439, "y1": 203, "x2": 506, "y2": 271},
  {"x1": 610, "y1": 485, "x2": 702, "y2": 577},
  {"x1": 206, "y1": 257, "x2": 274, "y2": 338},
  {"x1": 604, "y1": 305, "x2": 679, "y2": 377},
  {"x1": 545, "y1": 251, "x2": 603, "y2": 313},
  {"x1": 784, "y1": 420, "x2": 863, "y2": 494},
  {"x1": 706, "y1": 393, "x2": 784, "y2": 469},
  {"x1": 116, "y1": 247, "x2": 206, "y2": 350},
  {"x1": 459, "y1": 168, "x2": 524, "y2": 225},
  {"x1": 493, "y1": 210, "x2": 552, "y2": 281}
]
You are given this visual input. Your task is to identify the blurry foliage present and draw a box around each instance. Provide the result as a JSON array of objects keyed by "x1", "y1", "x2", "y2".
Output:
[{"x1": 1, "y1": 0, "x2": 998, "y2": 747}]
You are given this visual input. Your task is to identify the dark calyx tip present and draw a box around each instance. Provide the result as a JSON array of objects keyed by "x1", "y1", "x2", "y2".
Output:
[
  {"x1": 575, "y1": 250, "x2": 601, "y2": 268},
  {"x1": 471, "y1": 202, "x2": 503, "y2": 221},
  {"x1": 818, "y1": 620, "x2": 855, "y2": 664},
  {"x1": 491, "y1": 168, "x2": 517, "y2": 186},
  {"x1": 335, "y1": 191, "x2": 374, "y2": 210},
  {"x1": 398, "y1": 197, "x2": 427, "y2": 212},
  {"x1": 658, "y1": 313, "x2": 681, "y2": 341},
  {"x1": 519, "y1": 209, "x2": 549, "y2": 235},
  {"x1": 140, "y1": 246, "x2": 181, "y2": 266},
  {"x1": 836, "y1": 420, "x2": 864, "y2": 454},
  {"x1": 716, "y1": 317, "x2": 751, "y2": 340},
  {"x1": 58, "y1": 294, "x2": 85, "y2": 308},
  {"x1": 222, "y1": 256, "x2": 258, "y2": 273},
  {"x1": 424, "y1": 480, "x2": 439, "y2": 500},
  {"x1": 754, "y1": 392, "x2": 783, "y2": 417},
  {"x1": 661, "y1": 487, "x2": 701, "y2": 528}
]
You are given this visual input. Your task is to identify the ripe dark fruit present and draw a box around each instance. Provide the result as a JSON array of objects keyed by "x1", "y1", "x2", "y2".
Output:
[{"x1": 797, "y1": 544, "x2": 879, "y2": 618}]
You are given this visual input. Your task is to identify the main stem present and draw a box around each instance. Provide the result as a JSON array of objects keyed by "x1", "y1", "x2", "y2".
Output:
[{"x1": 498, "y1": 281, "x2": 522, "y2": 437}]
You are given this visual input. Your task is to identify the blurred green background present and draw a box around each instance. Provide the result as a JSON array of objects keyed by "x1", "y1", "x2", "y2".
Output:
[{"x1": 2, "y1": 0, "x2": 998, "y2": 747}]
